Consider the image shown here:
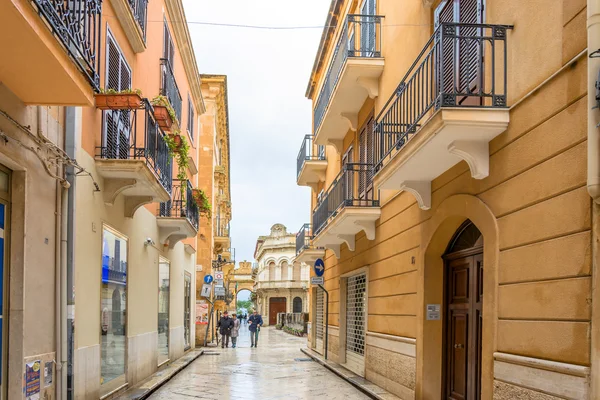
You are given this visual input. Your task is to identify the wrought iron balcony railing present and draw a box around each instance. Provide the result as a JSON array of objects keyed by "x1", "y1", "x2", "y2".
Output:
[
  {"x1": 32, "y1": 0, "x2": 102, "y2": 91},
  {"x1": 215, "y1": 217, "x2": 230, "y2": 237},
  {"x1": 374, "y1": 23, "x2": 511, "y2": 173},
  {"x1": 222, "y1": 248, "x2": 236, "y2": 263},
  {"x1": 312, "y1": 163, "x2": 379, "y2": 236},
  {"x1": 96, "y1": 98, "x2": 173, "y2": 194},
  {"x1": 160, "y1": 58, "x2": 183, "y2": 123},
  {"x1": 297, "y1": 135, "x2": 325, "y2": 179},
  {"x1": 159, "y1": 180, "x2": 199, "y2": 231},
  {"x1": 313, "y1": 14, "x2": 383, "y2": 134},
  {"x1": 128, "y1": 0, "x2": 148, "y2": 40},
  {"x1": 296, "y1": 223, "x2": 313, "y2": 256}
]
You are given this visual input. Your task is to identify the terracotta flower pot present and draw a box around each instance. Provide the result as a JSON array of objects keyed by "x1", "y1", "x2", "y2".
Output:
[
  {"x1": 153, "y1": 105, "x2": 174, "y2": 131},
  {"x1": 168, "y1": 134, "x2": 183, "y2": 151},
  {"x1": 95, "y1": 93, "x2": 143, "y2": 110}
]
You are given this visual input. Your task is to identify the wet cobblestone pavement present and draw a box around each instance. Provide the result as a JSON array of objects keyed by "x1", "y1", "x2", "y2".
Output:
[{"x1": 148, "y1": 325, "x2": 370, "y2": 399}]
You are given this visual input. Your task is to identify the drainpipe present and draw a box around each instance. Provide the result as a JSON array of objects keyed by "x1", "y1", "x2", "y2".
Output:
[{"x1": 588, "y1": 0, "x2": 600, "y2": 202}]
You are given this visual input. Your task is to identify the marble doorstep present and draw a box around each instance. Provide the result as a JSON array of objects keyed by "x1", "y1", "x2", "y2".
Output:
[
  {"x1": 114, "y1": 349, "x2": 204, "y2": 400},
  {"x1": 300, "y1": 347, "x2": 400, "y2": 400}
]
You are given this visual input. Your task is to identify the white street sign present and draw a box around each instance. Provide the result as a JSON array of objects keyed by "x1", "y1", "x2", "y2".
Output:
[
  {"x1": 311, "y1": 277, "x2": 324, "y2": 285},
  {"x1": 200, "y1": 284, "x2": 212, "y2": 298},
  {"x1": 215, "y1": 279, "x2": 224, "y2": 287},
  {"x1": 214, "y1": 286, "x2": 226, "y2": 296},
  {"x1": 215, "y1": 271, "x2": 224, "y2": 280}
]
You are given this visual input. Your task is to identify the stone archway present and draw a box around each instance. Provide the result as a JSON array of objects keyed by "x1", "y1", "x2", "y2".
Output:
[
  {"x1": 417, "y1": 194, "x2": 499, "y2": 400},
  {"x1": 231, "y1": 261, "x2": 256, "y2": 313}
]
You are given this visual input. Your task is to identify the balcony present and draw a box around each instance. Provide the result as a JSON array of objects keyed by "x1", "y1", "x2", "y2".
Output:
[
  {"x1": 157, "y1": 180, "x2": 199, "y2": 249},
  {"x1": 160, "y1": 58, "x2": 183, "y2": 123},
  {"x1": 313, "y1": 14, "x2": 384, "y2": 153},
  {"x1": 220, "y1": 248, "x2": 235, "y2": 264},
  {"x1": 297, "y1": 135, "x2": 327, "y2": 189},
  {"x1": 110, "y1": 0, "x2": 148, "y2": 52},
  {"x1": 295, "y1": 223, "x2": 325, "y2": 264},
  {"x1": 95, "y1": 99, "x2": 172, "y2": 217},
  {"x1": 214, "y1": 217, "x2": 231, "y2": 250},
  {"x1": 312, "y1": 163, "x2": 380, "y2": 259},
  {"x1": 0, "y1": 0, "x2": 101, "y2": 104},
  {"x1": 373, "y1": 23, "x2": 511, "y2": 210}
]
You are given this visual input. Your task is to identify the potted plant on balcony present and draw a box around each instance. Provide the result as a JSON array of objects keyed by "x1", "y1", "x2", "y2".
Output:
[
  {"x1": 151, "y1": 95, "x2": 178, "y2": 131},
  {"x1": 192, "y1": 188, "x2": 212, "y2": 217},
  {"x1": 95, "y1": 88, "x2": 143, "y2": 110},
  {"x1": 163, "y1": 131, "x2": 189, "y2": 182}
]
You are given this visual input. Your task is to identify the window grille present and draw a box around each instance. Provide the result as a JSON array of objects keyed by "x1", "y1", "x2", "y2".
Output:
[
  {"x1": 346, "y1": 273, "x2": 367, "y2": 356},
  {"x1": 316, "y1": 289, "x2": 324, "y2": 340}
]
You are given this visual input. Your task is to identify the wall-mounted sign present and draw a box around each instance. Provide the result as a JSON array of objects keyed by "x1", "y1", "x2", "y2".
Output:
[
  {"x1": 203, "y1": 275, "x2": 214, "y2": 284},
  {"x1": 200, "y1": 284, "x2": 212, "y2": 298},
  {"x1": 215, "y1": 271, "x2": 224, "y2": 280},
  {"x1": 426, "y1": 304, "x2": 441, "y2": 320},
  {"x1": 215, "y1": 279, "x2": 224, "y2": 287},
  {"x1": 314, "y1": 259, "x2": 325, "y2": 277},
  {"x1": 214, "y1": 286, "x2": 226, "y2": 296},
  {"x1": 311, "y1": 277, "x2": 324, "y2": 285}
]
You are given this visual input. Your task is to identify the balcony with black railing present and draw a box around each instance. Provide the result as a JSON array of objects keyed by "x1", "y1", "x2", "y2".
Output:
[
  {"x1": 312, "y1": 14, "x2": 383, "y2": 153},
  {"x1": 373, "y1": 23, "x2": 511, "y2": 210},
  {"x1": 157, "y1": 180, "x2": 199, "y2": 248},
  {"x1": 160, "y1": 58, "x2": 183, "y2": 123},
  {"x1": 0, "y1": 0, "x2": 102, "y2": 104},
  {"x1": 128, "y1": 0, "x2": 148, "y2": 40},
  {"x1": 214, "y1": 216, "x2": 231, "y2": 250},
  {"x1": 311, "y1": 163, "x2": 380, "y2": 259},
  {"x1": 95, "y1": 99, "x2": 173, "y2": 217},
  {"x1": 297, "y1": 135, "x2": 327, "y2": 188},
  {"x1": 295, "y1": 223, "x2": 325, "y2": 264},
  {"x1": 109, "y1": 0, "x2": 148, "y2": 53}
]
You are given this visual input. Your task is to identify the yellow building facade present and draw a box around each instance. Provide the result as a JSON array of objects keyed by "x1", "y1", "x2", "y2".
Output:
[{"x1": 297, "y1": 0, "x2": 598, "y2": 399}]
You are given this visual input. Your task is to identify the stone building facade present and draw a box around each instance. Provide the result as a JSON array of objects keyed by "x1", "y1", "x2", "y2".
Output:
[
  {"x1": 254, "y1": 224, "x2": 310, "y2": 326},
  {"x1": 296, "y1": 0, "x2": 599, "y2": 399}
]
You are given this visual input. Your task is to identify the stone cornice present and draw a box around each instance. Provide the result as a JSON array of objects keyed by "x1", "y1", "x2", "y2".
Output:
[{"x1": 164, "y1": 0, "x2": 206, "y2": 115}]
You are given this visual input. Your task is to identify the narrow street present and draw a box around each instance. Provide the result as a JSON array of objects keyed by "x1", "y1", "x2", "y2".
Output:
[{"x1": 148, "y1": 326, "x2": 370, "y2": 400}]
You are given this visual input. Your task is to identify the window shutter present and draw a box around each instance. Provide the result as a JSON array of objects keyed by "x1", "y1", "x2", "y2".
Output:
[
  {"x1": 187, "y1": 96, "x2": 194, "y2": 138},
  {"x1": 163, "y1": 20, "x2": 175, "y2": 68},
  {"x1": 457, "y1": 0, "x2": 482, "y2": 96},
  {"x1": 107, "y1": 38, "x2": 120, "y2": 91}
]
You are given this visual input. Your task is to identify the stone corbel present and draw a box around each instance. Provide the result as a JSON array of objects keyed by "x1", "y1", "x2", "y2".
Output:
[
  {"x1": 166, "y1": 234, "x2": 188, "y2": 249},
  {"x1": 340, "y1": 112, "x2": 358, "y2": 132},
  {"x1": 355, "y1": 220, "x2": 377, "y2": 240},
  {"x1": 356, "y1": 77, "x2": 379, "y2": 98},
  {"x1": 337, "y1": 234, "x2": 356, "y2": 252},
  {"x1": 102, "y1": 178, "x2": 136, "y2": 205},
  {"x1": 400, "y1": 181, "x2": 431, "y2": 210},
  {"x1": 447, "y1": 140, "x2": 490, "y2": 179},
  {"x1": 159, "y1": 226, "x2": 181, "y2": 245},
  {"x1": 328, "y1": 139, "x2": 344, "y2": 154},
  {"x1": 327, "y1": 244, "x2": 341, "y2": 259},
  {"x1": 124, "y1": 196, "x2": 153, "y2": 218}
]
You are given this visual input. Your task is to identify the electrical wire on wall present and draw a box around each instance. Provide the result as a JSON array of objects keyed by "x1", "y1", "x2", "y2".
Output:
[{"x1": 0, "y1": 108, "x2": 100, "y2": 191}]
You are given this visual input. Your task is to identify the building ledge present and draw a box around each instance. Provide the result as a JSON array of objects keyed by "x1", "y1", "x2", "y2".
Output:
[
  {"x1": 157, "y1": 218, "x2": 198, "y2": 249},
  {"x1": 109, "y1": 0, "x2": 146, "y2": 53},
  {"x1": 313, "y1": 207, "x2": 381, "y2": 258},
  {"x1": 374, "y1": 108, "x2": 510, "y2": 210},
  {"x1": 297, "y1": 159, "x2": 328, "y2": 189},
  {"x1": 295, "y1": 247, "x2": 325, "y2": 264}
]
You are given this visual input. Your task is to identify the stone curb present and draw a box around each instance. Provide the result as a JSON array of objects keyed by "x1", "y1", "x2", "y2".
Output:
[
  {"x1": 114, "y1": 349, "x2": 204, "y2": 400},
  {"x1": 300, "y1": 347, "x2": 400, "y2": 400}
]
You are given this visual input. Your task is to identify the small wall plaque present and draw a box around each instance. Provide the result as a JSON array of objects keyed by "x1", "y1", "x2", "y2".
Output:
[{"x1": 426, "y1": 304, "x2": 441, "y2": 320}]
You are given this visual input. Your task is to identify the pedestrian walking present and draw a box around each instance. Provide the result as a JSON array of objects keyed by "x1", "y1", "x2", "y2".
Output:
[
  {"x1": 217, "y1": 311, "x2": 234, "y2": 348},
  {"x1": 231, "y1": 313, "x2": 241, "y2": 348},
  {"x1": 248, "y1": 310, "x2": 263, "y2": 348}
]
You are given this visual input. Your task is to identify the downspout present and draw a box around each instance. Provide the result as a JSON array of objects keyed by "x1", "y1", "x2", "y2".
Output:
[{"x1": 588, "y1": 0, "x2": 600, "y2": 202}]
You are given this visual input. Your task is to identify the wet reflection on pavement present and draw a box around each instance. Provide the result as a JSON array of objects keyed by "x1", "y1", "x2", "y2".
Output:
[{"x1": 148, "y1": 325, "x2": 370, "y2": 399}]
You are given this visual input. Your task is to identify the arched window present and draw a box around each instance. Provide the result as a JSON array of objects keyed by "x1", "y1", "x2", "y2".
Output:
[
  {"x1": 281, "y1": 261, "x2": 289, "y2": 281},
  {"x1": 293, "y1": 262, "x2": 301, "y2": 281},
  {"x1": 268, "y1": 262, "x2": 276, "y2": 281},
  {"x1": 293, "y1": 297, "x2": 303, "y2": 313},
  {"x1": 446, "y1": 220, "x2": 483, "y2": 254}
]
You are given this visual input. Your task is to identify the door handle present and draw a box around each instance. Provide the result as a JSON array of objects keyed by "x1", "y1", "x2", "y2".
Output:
[{"x1": 454, "y1": 344, "x2": 464, "y2": 349}]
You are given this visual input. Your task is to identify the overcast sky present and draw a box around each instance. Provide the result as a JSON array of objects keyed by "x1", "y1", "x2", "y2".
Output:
[{"x1": 182, "y1": 0, "x2": 330, "y2": 265}]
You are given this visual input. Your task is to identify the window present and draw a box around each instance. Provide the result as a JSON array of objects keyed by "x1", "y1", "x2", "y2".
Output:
[
  {"x1": 100, "y1": 227, "x2": 128, "y2": 391},
  {"x1": 163, "y1": 18, "x2": 175, "y2": 68},
  {"x1": 268, "y1": 262, "x2": 276, "y2": 281},
  {"x1": 158, "y1": 258, "x2": 170, "y2": 365},
  {"x1": 187, "y1": 95, "x2": 194, "y2": 142},
  {"x1": 104, "y1": 30, "x2": 132, "y2": 159},
  {"x1": 281, "y1": 261, "x2": 289, "y2": 281},
  {"x1": 358, "y1": 116, "x2": 374, "y2": 200},
  {"x1": 293, "y1": 297, "x2": 303, "y2": 313}
]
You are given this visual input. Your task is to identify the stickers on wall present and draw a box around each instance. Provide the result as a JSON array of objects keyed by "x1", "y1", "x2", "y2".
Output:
[{"x1": 25, "y1": 360, "x2": 41, "y2": 399}]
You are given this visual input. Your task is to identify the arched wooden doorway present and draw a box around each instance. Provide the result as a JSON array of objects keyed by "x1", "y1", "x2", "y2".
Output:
[
  {"x1": 269, "y1": 297, "x2": 286, "y2": 325},
  {"x1": 443, "y1": 220, "x2": 483, "y2": 400}
]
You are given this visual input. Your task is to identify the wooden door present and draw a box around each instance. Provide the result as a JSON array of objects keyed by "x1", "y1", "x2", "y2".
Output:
[
  {"x1": 269, "y1": 297, "x2": 286, "y2": 325},
  {"x1": 445, "y1": 253, "x2": 483, "y2": 400}
]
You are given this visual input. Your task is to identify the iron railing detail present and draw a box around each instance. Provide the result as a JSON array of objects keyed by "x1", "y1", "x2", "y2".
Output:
[
  {"x1": 128, "y1": 0, "x2": 148, "y2": 40},
  {"x1": 215, "y1": 216, "x2": 230, "y2": 237},
  {"x1": 374, "y1": 23, "x2": 511, "y2": 172},
  {"x1": 296, "y1": 223, "x2": 312, "y2": 256},
  {"x1": 32, "y1": 0, "x2": 102, "y2": 91},
  {"x1": 160, "y1": 58, "x2": 183, "y2": 123},
  {"x1": 312, "y1": 163, "x2": 379, "y2": 236},
  {"x1": 159, "y1": 180, "x2": 199, "y2": 231},
  {"x1": 313, "y1": 14, "x2": 383, "y2": 134},
  {"x1": 297, "y1": 135, "x2": 325, "y2": 179},
  {"x1": 97, "y1": 99, "x2": 173, "y2": 194}
]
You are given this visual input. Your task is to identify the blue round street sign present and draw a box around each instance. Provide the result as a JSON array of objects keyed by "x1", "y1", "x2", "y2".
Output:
[
  {"x1": 314, "y1": 259, "x2": 325, "y2": 277},
  {"x1": 204, "y1": 275, "x2": 214, "y2": 284}
]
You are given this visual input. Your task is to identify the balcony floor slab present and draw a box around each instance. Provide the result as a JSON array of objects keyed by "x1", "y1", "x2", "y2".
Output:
[
  {"x1": 157, "y1": 218, "x2": 198, "y2": 249},
  {"x1": 297, "y1": 160, "x2": 328, "y2": 188}
]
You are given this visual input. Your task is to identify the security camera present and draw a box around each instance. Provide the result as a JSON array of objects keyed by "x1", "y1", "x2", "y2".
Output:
[{"x1": 144, "y1": 238, "x2": 155, "y2": 246}]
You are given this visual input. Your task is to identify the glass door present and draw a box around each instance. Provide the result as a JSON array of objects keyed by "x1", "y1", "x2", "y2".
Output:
[{"x1": 158, "y1": 258, "x2": 170, "y2": 365}]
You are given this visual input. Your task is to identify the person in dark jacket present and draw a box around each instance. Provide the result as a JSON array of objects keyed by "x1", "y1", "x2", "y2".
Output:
[
  {"x1": 217, "y1": 311, "x2": 234, "y2": 348},
  {"x1": 248, "y1": 310, "x2": 263, "y2": 348}
]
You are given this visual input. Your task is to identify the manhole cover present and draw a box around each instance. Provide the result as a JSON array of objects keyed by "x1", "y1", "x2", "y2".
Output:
[{"x1": 294, "y1": 358, "x2": 313, "y2": 362}]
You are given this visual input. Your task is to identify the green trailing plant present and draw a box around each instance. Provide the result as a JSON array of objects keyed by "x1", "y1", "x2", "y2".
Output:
[
  {"x1": 152, "y1": 95, "x2": 179, "y2": 125},
  {"x1": 275, "y1": 324, "x2": 283, "y2": 330},
  {"x1": 192, "y1": 189, "x2": 212, "y2": 217},
  {"x1": 98, "y1": 88, "x2": 143, "y2": 96},
  {"x1": 163, "y1": 132, "x2": 190, "y2": 183},
  {"x1": 283, "y1": 326, "x2": 305, "y2": 337}
]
